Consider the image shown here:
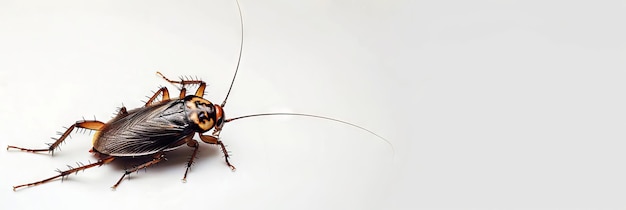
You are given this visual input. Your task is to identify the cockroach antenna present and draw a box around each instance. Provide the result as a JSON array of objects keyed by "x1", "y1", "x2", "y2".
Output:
[
  {"x1": 221, "y1": 0, "x2": 244, "y2": 108},
  {"x1": 225, "y1": 113, "x2": 396, "y2": 157},
  {"x1": 218, "y1": 0, "x2": 394, "y2": 157}
]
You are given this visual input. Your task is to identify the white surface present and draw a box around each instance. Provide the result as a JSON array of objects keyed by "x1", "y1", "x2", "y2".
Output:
[{"x1": 0, "y1": 0, "x2": 625, "y2": 210}]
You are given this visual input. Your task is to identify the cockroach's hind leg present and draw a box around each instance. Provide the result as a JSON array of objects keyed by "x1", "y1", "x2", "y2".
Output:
[
  {"x1": 182, "y1": 139, "x2": 200, "y2": 182},
  {"x1": 111, "y1": 153, "x2": 166, "y2": 190},
  {"x1": 199, "y1": 134, "x2": 236, "y2": 171},
  {"x1": 7, "y1": 120, "x2": 105, "y2": 155},
  {"x1": 12, "y1": 156, "x2": 115, "y2": 191},
  {"x1": 144, "y1": 87, "x2": 170, "y2": 107}
]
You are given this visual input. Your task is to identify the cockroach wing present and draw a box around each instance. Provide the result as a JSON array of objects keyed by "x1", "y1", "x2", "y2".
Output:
[{"x1": 93, "y1": 100, "x2": 195, "y2": 156}]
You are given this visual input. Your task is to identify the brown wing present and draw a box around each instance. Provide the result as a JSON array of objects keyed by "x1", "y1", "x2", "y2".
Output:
[{"x1": 93, "y1": 100, "x2": 195, "y2": 156}]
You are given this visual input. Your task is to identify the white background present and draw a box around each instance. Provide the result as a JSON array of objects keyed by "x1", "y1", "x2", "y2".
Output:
[{"x1": 0, "y1": 0, "x2": 624, "y2": 209}]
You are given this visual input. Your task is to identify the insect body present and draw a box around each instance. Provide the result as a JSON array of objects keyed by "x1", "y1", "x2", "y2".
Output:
[
  {"x1": 8, "y1": 74, "x2": 234, "y2": 190},
  {"x1": 93, "y1": 94, "x2": 224, "y2": 158},
  {"x1": 7, "y1": 0, "x2": 393, "y2": 191}
]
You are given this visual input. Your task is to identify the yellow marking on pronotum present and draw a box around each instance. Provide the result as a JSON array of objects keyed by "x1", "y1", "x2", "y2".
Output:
[{"x1": 185, "y1": 98, "x2": 215, "y2": 131}]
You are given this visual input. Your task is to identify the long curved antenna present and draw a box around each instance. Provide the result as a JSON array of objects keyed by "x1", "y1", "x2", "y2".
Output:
[
  {"x1": 221, "y1": 0, "x2": 244, "y2": 108},
  {"x1": 225, "y1": 113, "x2": 395, "y2": 156}
]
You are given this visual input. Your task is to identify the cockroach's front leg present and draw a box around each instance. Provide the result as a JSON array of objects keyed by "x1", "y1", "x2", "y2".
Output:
[
  {"x1": 112, "y1": 152, "x2": 166, "y2": 190},
  {"x1": 199, "y1": 134, "x2": 236, "y2": 171},
  {"x1": 7, "y1": 120, "x2": 105, "y2": 155}
]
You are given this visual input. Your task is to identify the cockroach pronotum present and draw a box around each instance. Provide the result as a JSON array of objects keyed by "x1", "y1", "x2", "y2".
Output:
[{"x1": 6, "y1": 0, "x2": 394, "y2": 191}]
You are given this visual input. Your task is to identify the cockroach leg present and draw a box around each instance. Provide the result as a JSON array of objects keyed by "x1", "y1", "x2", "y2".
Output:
[
  {"x1": 145, "y1": 87, "x2": 170, "y2": 106},
  {"x1": 111, "y1": 153, "x2": 165, "y2": 190},
  {"x1": 156, "y1": 71, "x2": 206, "y2": 97},
  {"x1": 179, "y1": 87, "x2": 187, "y2": 99},
  {"x1": 7, "y1": 120, "x2": 105, "y2": 155},
  {"x1": 218, "y1": 140, "x2": 235, "y2": 171},
  {"x1": 194, "y1": 83, "x2": 206, "y2": 97},
  {"x1": 199, "y1": 134, "x2": 236, "y2": 171},
  {"x1": 12, "y1": 156, "x2": 115, "y2": 191},
  {"x1": 182, "y1": 140, "x2": 200, "y2": 182},
  {"x1": 116, "y1": 106, "x2": 128, "y2": 117}
]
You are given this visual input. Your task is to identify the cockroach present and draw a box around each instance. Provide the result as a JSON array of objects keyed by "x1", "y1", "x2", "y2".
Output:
[{"x1": 6, "y1": 0, "x2": 393, "y2": 191}]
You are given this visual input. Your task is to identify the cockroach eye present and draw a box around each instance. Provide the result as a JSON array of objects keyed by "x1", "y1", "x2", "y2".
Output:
[{"x1": 216, "y1": 117, "x2": 224, "y2": 127}]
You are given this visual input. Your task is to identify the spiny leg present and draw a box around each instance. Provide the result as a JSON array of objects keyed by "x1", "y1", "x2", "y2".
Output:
[
  {"x1": 156, "y1": 71, "x2": 206, "y2": 97},
  {"x1": 194, "y1": 82, "x2": 206, "y2": 97},
  {"x1": 7, "y1": 120, "x2": 105, "y2": 155},
  {"x1": 117, "y1": 106, "x2": 128, "y2": 117},
  {"x1": 12, "y1": 156, "x2": 115, "y2": 191},
  {"x1": 112, "y1": 153, "x2": 166, "y2": 190},
  {"x1": 179, "y1": 87, "x2": 187, "y2": 99},
  {"x1": 183, "y1": 140, "x2": 200, "y2": 182},
  {"x1": 199, "y1": 134, "x2": 236, "y2": 171},
  {"x1": 145, "y1": 87, "x2": 170, "y2": 106}
]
